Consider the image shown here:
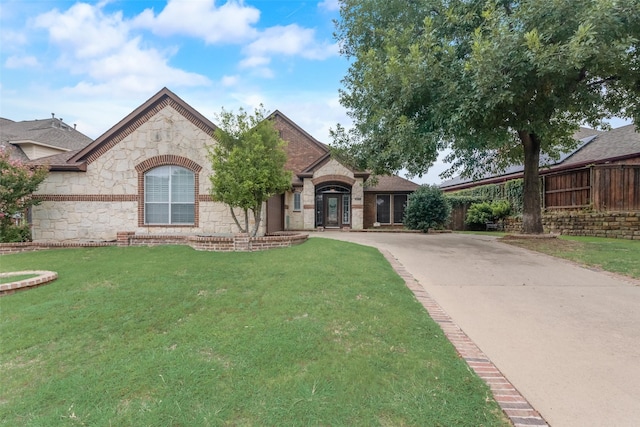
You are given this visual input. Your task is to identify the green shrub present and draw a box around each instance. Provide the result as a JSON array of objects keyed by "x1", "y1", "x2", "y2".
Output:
[
  {"x1": 491, "y1": 200, "x2": 511, "y2": 220},
  {"x1": 404, "y1": 185, "x2": 451, "y2": 232},
  {"x1": 444, "y1": 194, "x2": 486, "y2": 208},
  {"x1": 465, "y1": 202, "x2": 494, "y2": 226},
  {"x1": 465, "y1": 200, "x2": 512, "y2": 227},
  {"x1": 0, "y1": 222, "x2": 32, "y2": 243}
]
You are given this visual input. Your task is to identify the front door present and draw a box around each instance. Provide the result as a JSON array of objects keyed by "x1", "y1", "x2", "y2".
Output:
[{"x1": 325, "y1": 195, "x2": 341, "y2": 227}]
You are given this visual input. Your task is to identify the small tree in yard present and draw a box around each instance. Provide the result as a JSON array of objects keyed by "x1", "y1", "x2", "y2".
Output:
[
  {"x1": 208, "y1": 106, "x2": 291, "y2": 237},
  {"x1": 0, "y1": 148, "x2": 48, "y2": 242},
  {"x1": 404, "y1": 185, "x2": 451, "y2": 232}
]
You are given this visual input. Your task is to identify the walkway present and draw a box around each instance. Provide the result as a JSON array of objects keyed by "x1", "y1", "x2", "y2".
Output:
[{"x1": 313, "y1": 232, "x2": 640, "y2": 427}]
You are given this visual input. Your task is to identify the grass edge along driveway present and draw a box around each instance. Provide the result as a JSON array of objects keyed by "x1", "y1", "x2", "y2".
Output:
[
  {"x1": 0, "y1": 239, "x2": 510, "y2": 426},
  {"x1": 501, "y1": 234, "x2": 640, "y2": 280}
]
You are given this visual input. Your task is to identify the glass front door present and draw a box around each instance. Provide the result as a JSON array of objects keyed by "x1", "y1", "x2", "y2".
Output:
[{"x1": 325, "y1": 195, "x2": 340, "y2": 227}]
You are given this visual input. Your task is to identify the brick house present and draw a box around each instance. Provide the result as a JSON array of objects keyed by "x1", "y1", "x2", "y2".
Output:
[{"x1": 25, "y1": 88, "x2": 417, "y2": 242}]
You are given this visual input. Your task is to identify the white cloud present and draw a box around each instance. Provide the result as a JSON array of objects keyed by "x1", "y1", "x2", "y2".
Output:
[
  {"x1": 239, "y1": 55, "x2": 270, "y2": 69},
  {"x1": 34, "y1": 3, "x2": 129, "y2": 59},
  {"x1": 0, "y1": 29, "x2": 28, "y2": 47},
  {"x1": 32, "y1": 2, "x2": 210, "y2": 96},
  {"x1": 221, "y1": 75, "x2": 239, "y2": 87},
  {"x1": 244, "y1": 24, "x2": 339, "y2": 62},
  {"x1": 69, "y1": 38, "x2": 211, "y2": 96},
  {"x1": 4, "y1": 55, "x2": 39, "y2": 69},
  {"x1": 132, "y1": 0, "x2": 260, "y2": 44},
  {"x1": 318, "y1": 0, "x2": 341, "y2": 12}
]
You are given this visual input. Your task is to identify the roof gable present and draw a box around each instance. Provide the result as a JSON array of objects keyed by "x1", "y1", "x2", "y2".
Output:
[
  {"x1": 268, "y1": 110, "x2": 329, "y2": 175},
  {"x1": 69, "y1": 87, "x2": 217, "y2": 165}
]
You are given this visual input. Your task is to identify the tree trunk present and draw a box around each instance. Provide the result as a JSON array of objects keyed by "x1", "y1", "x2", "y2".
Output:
[
  {"x1": 229, "y1": 207, "x2": 246, "y2": 233},
  {"x1": 518, "y1": 131, "x2": 544, "y2": 234},
  {"x1": 251, "y1": 205, "x2": 262, "y2": 237}
]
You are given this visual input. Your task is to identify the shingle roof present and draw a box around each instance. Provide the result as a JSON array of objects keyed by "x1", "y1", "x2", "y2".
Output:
[
  {"x1": 364, "y1": 175, "x2": 420, "y2": 192},
  {"x1": 27, "y1": 149, "x2": 87, "y2": 170},
  {"x1": 0, "y1": 117, "x2": 92, "y2": 153},
  {"x1": 440, "y1": 125, "x2": 639, "y2": 189},
  {"x1": 563, "y1": 124, "x2": 639, "y2": 165}
]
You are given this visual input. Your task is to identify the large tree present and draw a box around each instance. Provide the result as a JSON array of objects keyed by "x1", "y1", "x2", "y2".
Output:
[
  {"x1": 208, "y1": 106, "x2": 291, "y2": 237},
  {"x1": 334, "y1": 0, "x2": 640, "y2": 233}
]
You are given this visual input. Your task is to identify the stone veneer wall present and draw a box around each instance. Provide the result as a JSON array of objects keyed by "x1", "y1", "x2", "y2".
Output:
[
  {"x1": 301, "y1": 159, "x2": 365, "y2": 230},
  {"x1": 504, "y1": 211, "x2": 640, "y2": 239},
  {"x1": 285, "y1": 190, "x2": 305, "y2": 230},
  {"x1": 32, "y1": 105, "x2": 265, "y2": 241}
]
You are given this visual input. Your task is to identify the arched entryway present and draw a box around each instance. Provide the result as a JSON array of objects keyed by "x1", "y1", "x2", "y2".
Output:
[{"x1": 315, "y1": 183, "x2": 352, "y2": 228}]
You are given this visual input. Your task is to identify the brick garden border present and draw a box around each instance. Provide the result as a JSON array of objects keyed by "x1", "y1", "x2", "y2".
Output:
[
  {"x1": 0, "y1": 271, "x2": 58, "y2": 296},
  {"x1": 0, "y1": 232, "x2": 309, "y2": 255},
  {"x1": 379, "y1": 249, "x2": 549, "y2": 427}
]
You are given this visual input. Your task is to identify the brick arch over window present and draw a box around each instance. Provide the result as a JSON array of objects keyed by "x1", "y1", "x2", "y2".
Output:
[
  {"x1": 135, "y1": 155, "x2": 203, "y2": 174},
  {"x1": 136, "y1": 155, "x2": 203, "y2": 227}
]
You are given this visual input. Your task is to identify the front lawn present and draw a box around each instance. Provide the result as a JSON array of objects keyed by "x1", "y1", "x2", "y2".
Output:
[
  {"x1": 502, "y1": 235, "x2": 640, "y2": 279},
  {"x1": 0, "y1": 239, "x2": 509, "y2": 426}
]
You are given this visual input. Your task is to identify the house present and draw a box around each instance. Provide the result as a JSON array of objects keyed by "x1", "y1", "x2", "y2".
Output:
[
  {"x1": 440, "y1": 124, "x2": 640, "y2": 210},
  {"x1": 24, "y1": 88, "x2": 417, "y2": 242},
  {"x1": 440, "y1": 125, "x2": 640, "y2": 236},
  {"x1": 0, "y1": 116, "x2": 92, "y2": 162}
]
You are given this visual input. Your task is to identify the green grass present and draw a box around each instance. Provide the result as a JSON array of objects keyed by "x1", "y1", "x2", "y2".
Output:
[
  {"x1": 503, "y1": 235, "x2": 640, "y2": 279},
  {"x1": 0, "y1": 240, "x2": 509, "y2": 426},
  {"x1": 0, "y1": 274, "x2": 38, "y2": 284}
]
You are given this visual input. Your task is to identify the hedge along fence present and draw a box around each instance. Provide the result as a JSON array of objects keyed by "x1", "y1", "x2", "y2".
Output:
[{"x1": 444, "y1": 179, "x2": 524, "y2": 230}]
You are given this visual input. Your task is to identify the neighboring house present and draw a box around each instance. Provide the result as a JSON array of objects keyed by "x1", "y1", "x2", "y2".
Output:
[
  {"x1": 0, "y1": 116, "x2": 92, "y2": 162},
  {"x1": 440, "y1": 124, "x2": 640, "y2": 212},
  {"x1": 26, "y1": 87, "x2": 418, "y2": 242}
]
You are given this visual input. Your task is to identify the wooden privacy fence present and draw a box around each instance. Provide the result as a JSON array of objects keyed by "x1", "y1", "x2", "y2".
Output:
[
  {"x1": 592, "y1": 165, "x2": 640, "y2": 211},
  {"x1": 544, "y1": 169, "x2": 591, "y2": 209},
  {"x1": 446, "y1": 164, "x2": 640, "y2": 230},
  {"x1": 544, "y1": 164, "x2": 640, "y2": 211}
]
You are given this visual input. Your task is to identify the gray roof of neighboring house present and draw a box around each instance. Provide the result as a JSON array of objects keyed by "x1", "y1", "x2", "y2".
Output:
[
  {"x1": 440, "y1": 125, "x2": 639, "y2": 189},
  {"x1": 562, "y1": 124, "x2": 640, "y2": 165},
  {"x1": 0, "y1": 117, "x2": 93, "y2": 161}
]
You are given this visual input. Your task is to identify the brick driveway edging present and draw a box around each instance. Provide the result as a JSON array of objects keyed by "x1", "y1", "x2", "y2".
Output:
[{"x1": 379, "y1": 249, "x2": 549, "y2": 427}]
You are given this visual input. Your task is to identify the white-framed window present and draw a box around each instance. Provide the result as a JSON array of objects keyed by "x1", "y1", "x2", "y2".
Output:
[
  {"x1": 293, "y1": 192, "x2": 301, "y2": 211},
  {"x1": 144, "y1": 165, "x2": 195, "y2": 225},
  {"x1": 342, "y1": 194, "x2": 350, "y2": 224}
]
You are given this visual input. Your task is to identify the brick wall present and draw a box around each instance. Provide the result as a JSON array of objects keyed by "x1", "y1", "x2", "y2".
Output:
[
  {"x1": 2, "y1": 233, "x2": 309, "y2": 254},
  {"x1": 505, "y1": 211, "x2": 640, "y2": 239},
  {"x1": 0, "y1": 241, "x2": 117, "y2": 255}
]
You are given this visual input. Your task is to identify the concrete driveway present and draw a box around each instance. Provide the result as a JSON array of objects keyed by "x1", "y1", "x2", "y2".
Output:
[{"x1": 313, "y1": 232, "x2": 640, "y2": 427}]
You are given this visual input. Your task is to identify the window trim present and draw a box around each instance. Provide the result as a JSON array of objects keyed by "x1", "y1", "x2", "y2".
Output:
[
  {"x1": 293, "y1": 192, "x2": 301, "y2": 212},
  {"x1": 342, "y1": 194, "x2": 351, "y2": 224},
  {"x1": 136, "y1": 156, "x2": 202, "y2": 228},
  {"x1": 144, "y1": 165, "x2": 195, "y2": 225}
]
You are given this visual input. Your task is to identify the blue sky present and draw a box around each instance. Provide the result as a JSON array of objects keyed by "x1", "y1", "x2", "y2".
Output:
[
  {"x1": 2, "y1": 1, "x2": 630, "y2": 185},
  {"x1": 3, "y1": 0, "x2": 456, "y2": 181}
]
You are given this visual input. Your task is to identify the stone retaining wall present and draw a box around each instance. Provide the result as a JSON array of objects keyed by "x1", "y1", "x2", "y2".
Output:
[{"x1": 505, "y1": 211, "x2": 640, "y2": 239}]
